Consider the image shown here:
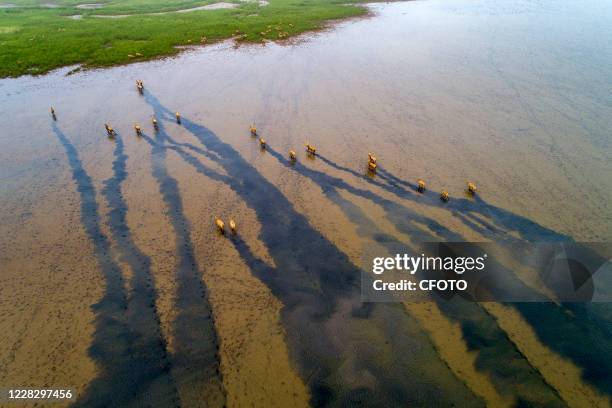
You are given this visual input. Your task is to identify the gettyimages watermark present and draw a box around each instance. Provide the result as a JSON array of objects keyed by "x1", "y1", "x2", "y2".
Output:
[{"x1": 361, "y1": 242, "x2": 612, "y2": 302}]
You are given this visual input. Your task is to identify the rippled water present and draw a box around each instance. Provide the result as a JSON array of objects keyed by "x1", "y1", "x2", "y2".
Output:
[
  {"x1": 2, "y1": 0, "x2": 611, "y2": 239},
  {"x1": 1, "y1": 0, "x2": 611, "y2": 406}
]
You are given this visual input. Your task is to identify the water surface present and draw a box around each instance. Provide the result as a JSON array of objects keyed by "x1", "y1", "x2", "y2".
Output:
[{"x1": 1, "y1": 0, "x2": 611, "y2": 406}]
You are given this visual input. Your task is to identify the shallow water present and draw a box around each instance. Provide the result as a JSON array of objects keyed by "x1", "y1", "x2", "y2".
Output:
[
  {"x1": 75, "y1": 3, "x2": 105, "y2": 9},
  {"x1": 85, "y1": 2, "x2": 241, "y2": 19},
  {"x1": 1, "y1": 0, "x2": 611, "y2": 406}
]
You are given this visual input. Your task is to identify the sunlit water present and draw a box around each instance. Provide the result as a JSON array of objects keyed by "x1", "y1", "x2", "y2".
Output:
[
  {"x1": 1, "y1": 0, "x2": 611, "y2": 406},
  {"x1": 2, "y1": 0, "x2": 611, "y2": 239}
]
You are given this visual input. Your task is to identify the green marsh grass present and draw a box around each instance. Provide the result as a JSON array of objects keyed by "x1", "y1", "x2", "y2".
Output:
[{"x1": 0, "y1": 0, "x2": 369, "y2": 77}]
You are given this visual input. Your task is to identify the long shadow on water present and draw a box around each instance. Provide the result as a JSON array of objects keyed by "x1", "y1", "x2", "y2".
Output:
[
  {"x1": 146, "y1": 117, "x2": 225, "y2": 407},
  {"x1": 142, "y1": 91, "x2": 612, "y2": 403},
  {"x1": 316, "y1": 153, "x2": 571, "y2": 244},
  {"x1": 140, "y1": 133, "x2": 229, "y2": 186},
  {"x1": 52, "y1": 124, "x2": 179, "y2": 407},
  {"x1": 377, "y1": 167, "x2": 570, "y2": 242},
  {"x1": 353, "y1": 161, "x2": 612, "y2": 398},
  {"x1": 52, "y1": 92, "x2": 611, "y2": 405},
  {"x1": 265, "y1": 146, "x2": 567, "y2": 406},
  {"x1": 299, "y1": 146, "x2": 612, "y2": 399},
  {"x1": 143, "y1": 91, "x2": 484, "y2": 407}
]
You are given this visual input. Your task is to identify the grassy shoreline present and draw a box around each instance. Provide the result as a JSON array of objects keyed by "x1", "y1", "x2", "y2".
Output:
[{"x1": 0, "y1": 0, "x2": 371, "y2": 78}]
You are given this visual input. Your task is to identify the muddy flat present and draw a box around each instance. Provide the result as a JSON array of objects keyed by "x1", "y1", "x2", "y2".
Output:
[{"x1": 1, "y1": 0, "x2": 611, "y2": 406}]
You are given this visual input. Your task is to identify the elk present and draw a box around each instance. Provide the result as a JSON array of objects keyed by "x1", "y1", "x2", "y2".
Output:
[
  {"x1": 215, "y1": 218, "x2": 225, "y2": 233},
  {"x1": 104, "y1": 123, "x2": 115, "y2": 136},
  {"x1": 417, "y1": 179, "x2": 426, "y2": 192},
  {"x1": 305, "y1": 143, "x2": 316, "y2": 155}
]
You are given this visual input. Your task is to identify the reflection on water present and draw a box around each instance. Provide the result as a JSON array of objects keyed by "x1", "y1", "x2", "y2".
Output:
[{"x1": 1, "y1": 0, "x2": 612, "y2": 406}]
